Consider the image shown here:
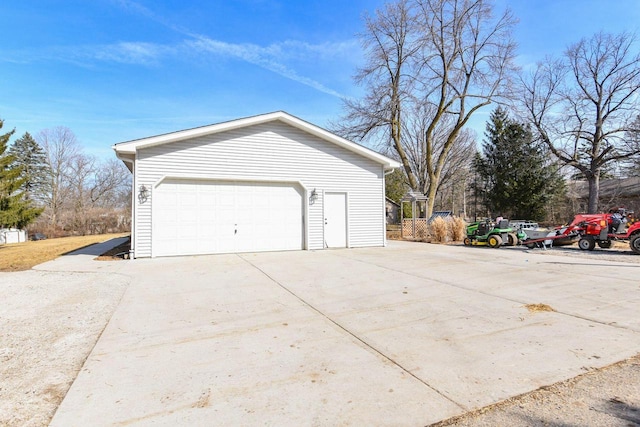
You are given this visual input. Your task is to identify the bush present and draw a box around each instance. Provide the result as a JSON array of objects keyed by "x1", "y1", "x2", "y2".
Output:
[
  {"x1": 429, "y1": 217, "x2": 448, "y2": 243},
  {"x1": 426, "y1": 216, "x2": 467, "y2": 243},
  {"x1": 450, "y1": 217, "x2": 467, "y2": 242}
]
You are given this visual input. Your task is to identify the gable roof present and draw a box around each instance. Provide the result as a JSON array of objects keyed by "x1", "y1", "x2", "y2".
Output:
[
  {"x1": 385, "y1": 196, "x2": 400, "y2": 207},
  {"x1": 113, "y1": 111, "x2": 400, "y2": 170}
]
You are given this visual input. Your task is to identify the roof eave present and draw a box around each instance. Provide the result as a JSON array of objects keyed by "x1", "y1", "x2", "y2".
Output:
[{"x1": 112, "y1": 113, "x2": 281, "y2": 154}]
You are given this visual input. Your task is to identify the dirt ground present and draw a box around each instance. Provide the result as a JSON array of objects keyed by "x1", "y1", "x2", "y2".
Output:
[
  {"x1": 0, "y1": 241, "x2": 638, "y2": 426},
  {"x1": 435, "y1": 355, "x2": 640, "y2": 426},
  {"x1": 528, "y1": 240, "x2": 640, "y2": 264}
]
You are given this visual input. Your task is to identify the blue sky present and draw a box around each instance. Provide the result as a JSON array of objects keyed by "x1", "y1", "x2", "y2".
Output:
[{"x1": 1, "y1": 0, "x2": 639, "y2": 159}]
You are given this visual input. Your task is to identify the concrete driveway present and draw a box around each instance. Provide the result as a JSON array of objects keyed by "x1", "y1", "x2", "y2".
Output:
[{"x1": 50, "y1": 241, "x2": 640, "y2": 426}]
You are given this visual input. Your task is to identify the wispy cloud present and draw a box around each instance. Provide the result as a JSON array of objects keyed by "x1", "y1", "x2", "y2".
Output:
[
  {"x1": 112, "y1": 0, "x2": 192, "y2": 35},
  {"x1": 186, "y1": 36, "x2": 348, "y2": 98},
  {"x1": 3, "y1": 1, "x2": 355, "y2": 98},
  {"x1": 110, "y1": 0, "x2": 350, "y2": 98},
  {"x1": 89, "y1": 42, "x2": 168, "y2": 65},
  {"x1": 1, "y1": 42, "x2": 170, "y2": 67},
  {"x1": 2, "y1": 37, "x2": 355, "y2": 84}
]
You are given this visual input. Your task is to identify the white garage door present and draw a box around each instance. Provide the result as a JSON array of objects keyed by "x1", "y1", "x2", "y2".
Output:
[{"x1": 153, "y1": 179, "x2": 303, "y2": 257}]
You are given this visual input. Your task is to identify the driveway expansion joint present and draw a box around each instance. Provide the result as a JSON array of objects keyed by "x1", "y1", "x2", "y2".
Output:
[
  {"x1": 237, "y1": 253, "x2": 468, "y2": 412},
  {"x1": 337, "y1": 252, "x2": 639, "y2": 334}
]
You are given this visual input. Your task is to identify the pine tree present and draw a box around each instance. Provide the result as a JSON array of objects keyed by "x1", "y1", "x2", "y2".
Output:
[
  {"x1": 474, "y1": 108, "x2": 565, "y2": 221},
  {"x1": 0, "y1": 120, "x2": 43, "y2": 228},
  {"x1": 385, "y1": 167, "x2": 408, "y2": 204},
  {"x1": 9, "y1": 132, "x2": 51, "y2": 203}
]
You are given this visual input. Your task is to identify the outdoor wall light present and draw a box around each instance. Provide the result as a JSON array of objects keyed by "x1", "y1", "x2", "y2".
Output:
[
  {"x1": 309, "y1": 188, "x2": 318, "y2": 205},
  {"x1": 138, "y1": 184, "x2": 149, "y2": 204}
]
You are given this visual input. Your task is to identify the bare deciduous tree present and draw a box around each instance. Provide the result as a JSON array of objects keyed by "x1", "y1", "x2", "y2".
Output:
[
  {"x1": 36, "y1": 126, "x2": 80, "y2": 229},
  {"x1": 68, "y1": 153, "x2": 96, "y2": 233},
  {"x1": 622, "y1": 115, "x2": 640, "y2": 176},
  {"x1": 336, "y1": 0, "x2": 517, "y2": 217},
  {"x1": 520, "y1": 32, "x2": 640, "y2": 213},
  {"x1": 34, "y1": 127, "x2": 131, "y2": 235},
  {"x1": 91, "y1": 158, "x2": 131, "y2": 207},
  {"x1": 402, "y1": 105, "x2": 477, "y2": 196},
  {"x1": 337, "y1": 0, "x2": 419, "y2": 188}
]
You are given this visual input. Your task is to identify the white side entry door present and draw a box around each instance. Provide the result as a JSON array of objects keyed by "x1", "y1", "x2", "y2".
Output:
[{"x1": 324, "y1": 192, "x2": 347, "y2": 248}]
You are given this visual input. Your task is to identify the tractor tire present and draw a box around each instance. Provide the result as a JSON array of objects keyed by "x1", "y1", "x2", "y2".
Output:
[
  {"x1": 463, "y1": 237, "x2": 472, "y2": 246},
  {"x1": 578, "y1": 237, "x2": 596, "y2": 251},
  {"x1": 487, "y1": 234, "x2": 503, "y2": 248},
  {"x1": 597, "y1": 240, "x2": 612, "y2": 249},
  {"x1": 630, "y1": 234, "x2": 640, "y2": 255},
  {"x1": 507, "y1": 232, "x2": 519, "y2": 246}
]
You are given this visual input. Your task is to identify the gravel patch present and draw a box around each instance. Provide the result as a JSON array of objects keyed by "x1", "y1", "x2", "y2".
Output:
[
  {"x1": 0, "y1": 270, "x2": 128, "y2": 426},
  {"x1": 434, "y1": 354, "x2": 640, "y2": 427}
]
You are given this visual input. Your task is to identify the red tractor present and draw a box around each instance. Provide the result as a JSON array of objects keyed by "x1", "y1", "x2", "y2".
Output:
[
  {"x1": 522, "y1": 209, "x2": 640, "y2": 254},
  {"x1": 570, "y1": 210, "x2": 640, "y2": 254}
]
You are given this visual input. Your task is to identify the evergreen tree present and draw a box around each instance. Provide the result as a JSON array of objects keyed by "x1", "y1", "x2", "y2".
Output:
[
  {"x1": 9, "y1": 132, "x2": 50, "y2": 203},
  {"x1": 474, "y1": 108, "x2": 564, "y2": 221},
  {"x1": 0, "y1": 120, "x2": 43, "y2": 228},
  {"x1": 385, "y1": 167, "x2": 409, "y2": 204}
]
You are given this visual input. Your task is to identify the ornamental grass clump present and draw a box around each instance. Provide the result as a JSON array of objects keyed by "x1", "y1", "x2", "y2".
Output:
[
  {"x1": 429, "y1": 217, "x2": 448, "y2": 243},
  {"x1": 450, "y1": 217, "x2": 467, "y2": 242}
]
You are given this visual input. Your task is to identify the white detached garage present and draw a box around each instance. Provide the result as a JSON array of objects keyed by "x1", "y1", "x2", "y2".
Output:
[{"x1": 113, "y1": 111, "x2": 399, "y2": 258}]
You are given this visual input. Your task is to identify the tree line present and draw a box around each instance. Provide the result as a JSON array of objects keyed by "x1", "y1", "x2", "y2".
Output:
[
  {"x1": 0, "y1": 120, "x2": 130, "y2": 237},
  {"x1": 337, "y1": 0, "x2": 640, "y2": 220}
]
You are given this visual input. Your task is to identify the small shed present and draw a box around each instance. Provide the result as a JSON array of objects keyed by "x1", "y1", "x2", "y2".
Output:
[
  {"x1": 385, "y1": 197, "x2": 400, "y2": 224},
  {"x1": 0, "y1": 228, "x2": 27, "y2": 244},
  {"x1": 428, "y1": 211, "x2": 452, "y2": 223},
  {"x1": 113, "y1": 111, "x2": 400, "y2": 258}
]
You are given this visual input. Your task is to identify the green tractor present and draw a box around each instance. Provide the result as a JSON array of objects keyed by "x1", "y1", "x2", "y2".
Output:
[{"x1": 464, "y1": 219, "x2": 525, "y2": 248}]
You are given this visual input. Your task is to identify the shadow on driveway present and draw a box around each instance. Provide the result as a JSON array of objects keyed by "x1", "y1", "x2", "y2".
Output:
[{"x1": 63, "y1": 237, "x2": 130, "y2": 257}]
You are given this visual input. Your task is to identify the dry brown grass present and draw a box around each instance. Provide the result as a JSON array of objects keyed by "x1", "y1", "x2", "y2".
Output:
[
  {"x1": 427, "y1": 217, "x2": 467, "y2": 243},
  {"x1": 0, "y1": 233, "x2": 128, "y2": 272},
  {"x1": 450, "y1": 217, "x2": 467, "y2": 242},
  {"x1": 525, "y1": 303, "x2": 556, "y2": 312},
  {"x1": 430, "y1": 217, "x2": 449, "y2": 243}
]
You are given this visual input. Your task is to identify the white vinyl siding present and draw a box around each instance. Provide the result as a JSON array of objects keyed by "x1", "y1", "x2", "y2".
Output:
[{"x1": 133, "y1": 121, "x2": 385, "y2": 257}]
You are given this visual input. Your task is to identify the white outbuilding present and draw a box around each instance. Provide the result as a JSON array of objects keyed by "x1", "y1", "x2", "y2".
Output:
[
  {"x1": 113, "y1": 111, "x2": 399, "y2": 258},
  {"x1": 0, "y1": 228, "x2": 27, "y2": 244}
]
